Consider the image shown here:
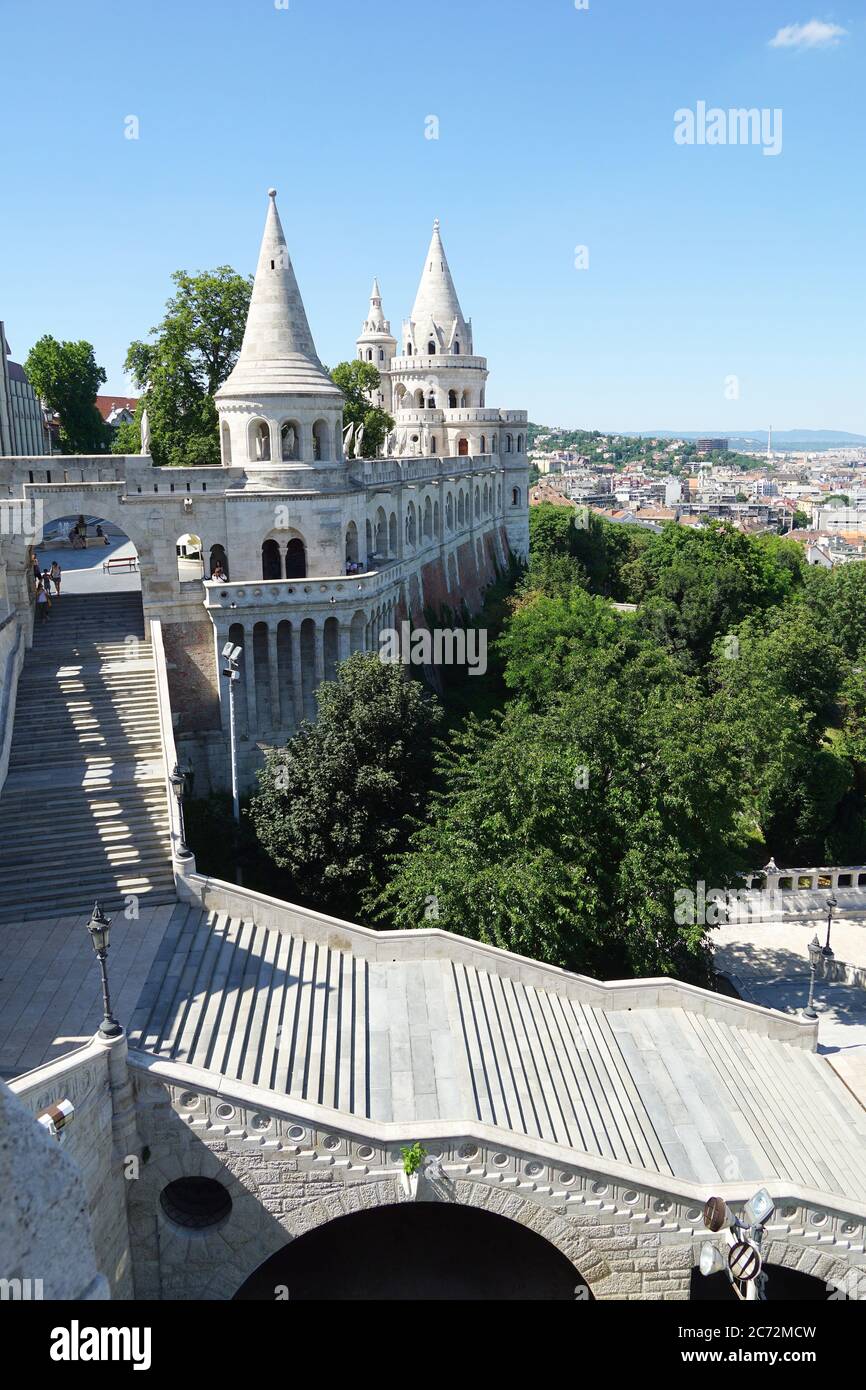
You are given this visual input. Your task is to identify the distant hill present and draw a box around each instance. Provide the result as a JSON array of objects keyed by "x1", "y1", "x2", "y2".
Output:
[{"x1": 647, "y1": 429, "x2": 866, "y2": 450}]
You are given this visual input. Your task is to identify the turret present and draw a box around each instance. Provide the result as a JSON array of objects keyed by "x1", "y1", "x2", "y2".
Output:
[
  {"x1": 356, "y1": 278, "x2": 397, "y2": 412},
  {"x1": 215, "y1": 189, "x2": 344, "y2": 472}
]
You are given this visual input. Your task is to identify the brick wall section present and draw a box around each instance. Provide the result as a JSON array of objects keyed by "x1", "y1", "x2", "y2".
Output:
[{"x1": 162, "y1": 619, "x2": 221, "y2": 732}]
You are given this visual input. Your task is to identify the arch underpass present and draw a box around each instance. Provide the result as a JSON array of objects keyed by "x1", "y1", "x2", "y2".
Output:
[{"x1": 232, "y1": 1202, "x2": 589, "y2": 1301}]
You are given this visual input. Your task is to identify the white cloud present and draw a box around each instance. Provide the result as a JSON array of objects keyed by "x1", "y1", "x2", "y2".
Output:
[{"x1": 769, "y1": 19, "x2": 848, "y2": 49}]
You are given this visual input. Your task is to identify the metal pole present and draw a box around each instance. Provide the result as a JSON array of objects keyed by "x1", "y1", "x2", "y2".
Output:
[
  {"x1": 96, "y1": 952, "x2": 122, "y2": 1038},
  {"x1": 228, "y1": 671, "x2": 240, "y2": 824},
  {"x1": 803, "y1": 959, "x2": 818, "y2": 1020}
]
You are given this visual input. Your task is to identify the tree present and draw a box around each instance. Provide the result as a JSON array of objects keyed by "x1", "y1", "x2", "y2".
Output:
[
  {"x1": 248, "y1": 653, "x2": 442, "y2": 919},
  {"x1": 24, "y1": 336, "x2": 109, "y2": 453},
  {"x1": 329, "y1": 360, "x2": 394, "y2": 458},
  {"x1": 122, "y1": 267, "x2": 252, "y2": 467}
]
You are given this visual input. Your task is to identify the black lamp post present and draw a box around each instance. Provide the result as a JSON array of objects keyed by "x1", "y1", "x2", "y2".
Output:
[
  {"x1": 169, "y1": 762, "x2": 193, "y2": 860},
  {"x1": 86, "y1": 902, "x2": 122, "y2": 1038},
  {"x1": 823, "y1": 893, "x2": 837, "y2": 959},
  {"x1": 803, "y1": 934, "x2": 822, "y2": 1021}
]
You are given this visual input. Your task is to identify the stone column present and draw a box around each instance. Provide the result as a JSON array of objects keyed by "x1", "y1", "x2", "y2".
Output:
[
  {"x1": 267, "y1": 623, "x2": 281, "y2": 732},
  {"x1": 314, "y1": 620, "x2": 325, "y2": 684},
  {"x1": 291, "y1": 623, "x2": 303, "y2": 725}
]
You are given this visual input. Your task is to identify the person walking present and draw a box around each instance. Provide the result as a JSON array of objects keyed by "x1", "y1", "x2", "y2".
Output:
[
  {"x1": 36, "y1": 582, "x2": 50, "y2": 622},
  {"x1": 41, "y1": 568, "x2": 52, "y2": 597},
  {"x1": 50, "y1": 561, "x2": 62, "y2": 598}
]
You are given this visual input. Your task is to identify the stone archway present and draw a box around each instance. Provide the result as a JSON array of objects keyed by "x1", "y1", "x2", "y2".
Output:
[{"x1": 233, "y1": 1199, "x2": 591, "y2": 1301}]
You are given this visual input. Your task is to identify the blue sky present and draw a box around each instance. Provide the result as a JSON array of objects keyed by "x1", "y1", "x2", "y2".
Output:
[{"x1": 1, "y1": 1, "x2": 863, "y2": 432}]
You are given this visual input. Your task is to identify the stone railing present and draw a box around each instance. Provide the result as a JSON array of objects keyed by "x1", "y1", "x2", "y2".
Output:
[
  {"x1": 0, "y1": 610, "x2": 25, "y2": 794},
  {"x1": 150, "y1": 618, "x2": 196, "y2": 880},
  {"x1": 176, "y1": 871, "x2": 817, "y2": 1046},
  {"x1": 734, "y1": 865, "x2": 866, "y2": 921},
  {"x1": 202, "y1": 565, "x2": 405, "y2": 612}
]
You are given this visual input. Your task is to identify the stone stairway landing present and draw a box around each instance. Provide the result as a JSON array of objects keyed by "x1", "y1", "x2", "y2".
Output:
[{"x1": 0, "y1": 593, "x2": 175, "y2": 922}]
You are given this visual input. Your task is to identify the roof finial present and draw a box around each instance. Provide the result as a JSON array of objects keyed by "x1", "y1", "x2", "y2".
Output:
[
  {"x1": 268, "y1": 187, "x2": 277, "y2": 198},
  {"x1": 433, "y1": 217, "x2": 440, "y2": 230}
]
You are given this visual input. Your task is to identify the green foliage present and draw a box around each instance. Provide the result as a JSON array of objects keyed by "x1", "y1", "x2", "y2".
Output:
[
  {"x1": 123, "y1": 266, "x2": 252, "y2": 467},
  {"x1": 329, "y1": 360, "x2": 394, "y2": 458},
  {"x1": 24, "y1": 336, "x2": 109, "y2": 453},
  {"x1": 401, "y1": 1142, "x2": 426, "y2": 1176},
  {"x1": 248, "y1": 653, "x2": 442, "y2": 919},
  {"x1": 803, "y1": 563, "x2": 866, "y2": 659}
]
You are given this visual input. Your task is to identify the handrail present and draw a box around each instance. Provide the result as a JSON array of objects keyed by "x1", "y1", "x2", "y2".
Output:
[{"x1": 149, "y1": 618, "x2": 195, "y2": 879}]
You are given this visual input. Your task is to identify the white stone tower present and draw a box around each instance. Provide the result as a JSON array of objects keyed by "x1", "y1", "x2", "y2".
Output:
[
  {"x1": 215, "y1": 189, "x2": 344, "y2": 476},
  {"x1": 356, "y1": 278, "x2": 397, "y2": 413}
]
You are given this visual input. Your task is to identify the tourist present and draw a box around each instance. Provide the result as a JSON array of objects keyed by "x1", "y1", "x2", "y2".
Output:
[
  {"x1": 35, "y1": 583, "x2": 50, "y2": 621},
  {"x1": 211, "y1": 562, "x2": 227, "y2": 582},
  {"x1": 41, "y1": 568, "x2": 52, "y2": 596},
  {"x1": 31, "y1": 554, "x2": 41, "y2": 585},
  {"x1": 96, "y1": 524, "x2": 109, "y2": 546},
  {"x1": 50, "y1": 561, "x2": 62, "y2": 597}
]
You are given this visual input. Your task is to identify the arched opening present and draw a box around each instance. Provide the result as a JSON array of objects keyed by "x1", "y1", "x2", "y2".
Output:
[
  {"x1": 220, "y1": 422, "x2": 232, "y2": 464},
  {"x1": 454, "y1": 341, "x2": 460, "y2": 354},
  {"x1": 285, "y1": 537, "x2": 306, "y2": 579},
  {"x1": 690, "y1": 1263, "x2": 835, "y2": 1301},
  {"x1": 427, "y1": 340, "x2": 436, "y2": 354},
  {"x1": 176, "y1": 532, "x2": 204, "y2": 581},
  {"x1": 160, "y1": 1177, "x2": 232, "y2": 1232},
  {"x1": 378, "y1": 348, "x2": 384, "y2": 362},
  {"x1": 505, "y1": 433, "x2": 513, "y2": 453},
  {"x1": 457, "y1": 437, "x2": 469, "y2": 456},
  {"x1": 448, "y1": 389, "x2": 458, "y2": 409},
  {"x1": 345, "y1": 521, "x2": 359, "y2": 567},
  {"x1": 511, "y1": 487, "x2": 521, "y2": 507},
  {"x1": 323, "y1": 615, "x2": 339, "y2": 682},
  {"x1": 427, "y1": 393, "x2": 435, "y2": 409},
  {"x1": 474, "y1": 487, "x2": 480, "y2": 520},
  {"x1": 262, "y1": 537, "x2": 282, "y2": 580},
  {"x1": 373, "y1": 507, "x2": 387, "y2": 557},
  {"x1": 423, "y1": 495, "x2": 433, "y2": 539},
  {"x1": 250, "y1": 419, "x2": 271, "y2": 462},
  {"x1": 233, "y1": 1203, "x2": 588, "y2": 1301},
  {"x1": 36, "y1": 514, "x2": 141, "y2": 597},
  {"x1": 367, "y1": 349, "x2": 372, "y2": 361},
  {"x1": 209, "y1": 543, "x2": 229, "y2": 581},
  {"x1": 480, "y1": 434, "x2": 486, "y2": 453},
  {"x1": 461, "y1": 390, "x2": 470, "y2": 407},
  {"x1": 517, "y1": 434, "x2": 523, "y2": 452},
  {"x1": 312, "y1": 419, "x2": 329, "y2": 462},
  {"x1": 281, "y1": 421, "x2": 300, "y2": 462},
  {"x1": 406, "y1": 502, "x2": 417, "y2": 548},
  {"x1": 457, "y1": 492, "x2": 465, "y2": 527},
  {"x1": 434, "y1": 500, "x2": 440, "y2": 536},
  {"x1": 394, "y1": 384, "x2": 406, "y2": 408},
  {"x1": 445, "y1": 493, "x2": 454, "y2": 531},
  {"x1": 414, "y1": 389, "x2": 425, "y2": 409},
  {"x1": 388, "y1": 512, "x2": 397, "y2": 556}
]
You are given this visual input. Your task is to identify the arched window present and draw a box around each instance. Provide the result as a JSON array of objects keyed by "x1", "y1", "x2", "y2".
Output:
[
  {"x1": 474, "y1": 487, "x2": 480, "y2": 520},
  {"x1": 434, "y1": 500, "x2": 440, "y2": 536},
  {"x1": 423, "y1": 496, "x2": 433, "y2": 539},
  {"x1": 480, "y1": 435, "x2": 486, "y2": 453},
  {"x1": 427, "y1": 393, "x2": 435, "y2": 409},
  {"x1": 388, "y1": 512, "x2": 397, "y2": 555},
  {"x1": 312, "y1": 419, "x2": 328, "y2": 461},
  {"x1": 497, "y1": 483, "x2": 502, "y2": 509},
  {"x1": 446, "y1": 493, "x2": 454, "y2": 531},
  {"x1": 209, "y1": 543, "x2": 229, "y2": 580},
  {"x1": 394, "y1": 383, "x2": 406, "y2": 408},
  {"x1": 457, "y1": 437, "x2": 469, "y2": 456},
  {"x1": 262, "y1": 537, "x2": 281, "y2": 579},
  {"x1": 406, "y1": 342, "x2": 413, "y2": 355},
  {"x1": 517, "y1": 434, "x2": 523, "y2": 452},
  {"x1": 406, "y1": 502, "x2": 417, "y2": 547},
  {"x1": 458, "y1": 492, "x2": 465, "y2": 527},
  {"x1": 430, "y1": 435, "x2": 437, "y2": 453},
  {"x1": 454, "y1": 341, "x2": 460, "y2": 354},
  {"x1": 379, "y1": 348, "x2": 384, "y2": 361},
  {"x1": 220, "y1": 422, "x2": 232, "y2": 465},
  {"x1": 367, "y1": 349, "x2": 372, "y2": 361},
  {"x1": 375, "y1": 507, "x2": 387, "y2": 555},
  {"x1": 415, "y1": 389, "x2": 425, "y2": 408},
  {"x1": 448, "y1": 389, "x2": 458, "y2": 409},
  {"x1": 281, "y1": 420, "x2": 300, "y2": 461},
  {"x1": 251, "y1": 419, "x2": 271, "y2": 462},
  {"x1": 345, "y1": 521, "x2": 358, "y2": 565},
  {"x1": 366, "y1": 518, "x2": 373, "y2": 556},
  {"x1": 461, "y1": 389, "x2": 470, "y2": 408},
  {"x1": 427, "y1": 340, "x2": 436, "y2": 354},
  {"x1": 176, "y1": 533, "x2": 204, "y2": 581},
  {"x1": 285, "y1": 537, "x2": 306, "y2": 579},
  {"x1": 511, "y1": 487, "x2": 521, "y2": 507},
  {"x1": 505, "y1": 434, "x2": 513, "y2": 453}
]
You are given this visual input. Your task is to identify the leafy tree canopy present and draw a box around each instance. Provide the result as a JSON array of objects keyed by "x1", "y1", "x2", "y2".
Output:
[
  {"x1": 24, "y1": 336, "x2": 109, "y2": 454},
  {"x1": 329, "y1": 360, "x2": 394, "y2": 458},
  {"x1": 122, "y1": 266, "x2": 252, "y2": 467},
  {"x1": 249, "y1": 653, "x2": 442, "y2": 919}
]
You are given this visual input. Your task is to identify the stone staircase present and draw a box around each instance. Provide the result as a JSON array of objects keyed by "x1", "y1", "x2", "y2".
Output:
[{"x1": 0, "y1": 592, "x2": 175, "y2": 921}]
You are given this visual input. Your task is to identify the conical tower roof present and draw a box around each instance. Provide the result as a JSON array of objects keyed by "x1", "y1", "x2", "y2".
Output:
[
  {"x1": 359, "y1": 277, "x2": 393, "y2": 338},
  {"x1": 409, "y1": 219, "x2": 469, "y2": 344},
  {"x1": 217, "y1": 189, "x2": 340, "y2": 399}
]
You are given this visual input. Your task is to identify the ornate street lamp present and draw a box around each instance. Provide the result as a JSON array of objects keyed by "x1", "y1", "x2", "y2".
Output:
[
  {"x1": 86, "y1": 902, "x2": 122, "y2": 1039},
  {"x1": 699, "y1": 1189, "x2": 774, "y2": 1300},
  {"x1": 823, "y1": 893, "x2": 837, "y2": 959},
  {"x1": 169, "y1": 762, "x2": 193, "y2": 860},
  {"x1": 802, "y1": 933, "x2": 823, "y2": 1021}
]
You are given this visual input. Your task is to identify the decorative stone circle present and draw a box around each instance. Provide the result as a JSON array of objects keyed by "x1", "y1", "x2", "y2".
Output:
[
  {"x1": 459, "y1": 1144, "x2": 478, "y2": 1159},
  {"x1": 179, "y1": 1092, "x2": 200, "y2": 1109},
  {"x1": 287, "y1": 1125, "x2": 305, "y2": 1141},
  {"x1": 492, "y1": 1153, "x2": 509, "y2": 1167},
  {"x1": 215, "y1": 1103, "x2": 235, "y2": 1120},
  {"x1": 357, "y1": 1146, "x2": 374, "y2": 1160},
  {"x1": 250, "y1": 1114, "x2": 271, "y2": 1131},
  {"x1": 323, "y1": 1135, "x2": 340, "y2": 1150}
]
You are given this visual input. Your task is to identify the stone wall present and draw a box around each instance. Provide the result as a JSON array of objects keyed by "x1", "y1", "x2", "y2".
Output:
[
  {"x1": 162, "y1": 616, "x2": 221, "y2": 733},
  {"x1": 9, "y1": 1037, "x2": 138, "y2": 1299},
  {"x1": 126, "y1": 1061, "x2": 866, "y2": 1301}
]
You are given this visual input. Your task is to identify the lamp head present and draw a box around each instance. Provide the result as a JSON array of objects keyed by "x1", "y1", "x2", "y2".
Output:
[{"x1": 87, "y1": 901, "x2": 111, "y2": 954}]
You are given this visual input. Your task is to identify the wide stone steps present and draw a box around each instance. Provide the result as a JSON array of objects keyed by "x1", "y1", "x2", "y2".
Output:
[{"x1": 0, "y1": 593, "x2": 175, "y2": 921}]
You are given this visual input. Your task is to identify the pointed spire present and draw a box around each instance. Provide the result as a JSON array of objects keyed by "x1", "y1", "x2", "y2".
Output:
[
  {"x1": 409, "y1": 219, "x2": 470, "y2": 350},
  {"x1": 217, "y1": 189, "x2": 340, "y2": 399}
]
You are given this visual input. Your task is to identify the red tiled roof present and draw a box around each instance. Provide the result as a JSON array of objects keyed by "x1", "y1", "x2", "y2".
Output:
[{"x1": 95, "y1": 395, "x2": 138, "y2": 420}]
